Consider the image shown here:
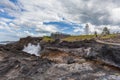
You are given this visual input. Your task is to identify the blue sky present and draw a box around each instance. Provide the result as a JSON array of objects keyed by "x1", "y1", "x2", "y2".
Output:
[{"x1": 0, "y1": 0, "x2": 120, "y2": 41}]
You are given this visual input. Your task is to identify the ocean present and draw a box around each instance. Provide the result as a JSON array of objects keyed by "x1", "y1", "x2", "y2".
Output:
[{"x1": 0, "y1": 41, "x2": 16, "y2": 45}]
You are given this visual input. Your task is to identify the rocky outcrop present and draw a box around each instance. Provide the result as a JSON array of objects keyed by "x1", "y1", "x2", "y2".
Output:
[
  {"x1": 13, "y1": 36, "x2": 43, "y2": 50},
  {"x1": 54, "y1": 39, "x2": 97, "y2": 48},
  {"x1": 0, "y1": 36, "x2": 120, "y2": 80},
  {"x1": 97, "y1": 45, "x2": 120, "y2": 68},
  {"x1": 40, "y1": 48, "x2": 120, "y2": 80},
  {"x1": 0, "y1": 49, "x2": 54, "y2": 80},
  {"x1": 0, "y1": 36, "x2": 43, "y2": 51}
]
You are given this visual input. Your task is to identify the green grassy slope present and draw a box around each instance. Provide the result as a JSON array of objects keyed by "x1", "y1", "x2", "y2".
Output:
[
  {"x1": 62, "y1": 35, "x2": 96, "y2": 42},
  {"x1": 42, "y1": 34, "x2": 118, "y2": 42}
]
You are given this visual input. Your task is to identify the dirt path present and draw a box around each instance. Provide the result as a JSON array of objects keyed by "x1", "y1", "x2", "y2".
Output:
[{"x1": 96, "y1": 39, "x2": 120, "y2": 46}]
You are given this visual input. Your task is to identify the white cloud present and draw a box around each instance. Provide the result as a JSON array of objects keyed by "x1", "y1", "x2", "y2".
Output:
[
  {"x1": 0, "y1": 0, "x2": 17, "y2": 9},
  {"x1": 1, "y1": 0, "x2": 120, "y2": 41},
  {"x1": 0, "y1": 9, "x2": 4, "y2": 13},
  {"x1": 73, "y1": 23, "x2": 120, "y2": 35},
  {"x1": 1, "y1": 0, "x2": 120, "y2": 25},
  {"x1": 110, "y1": 8, "x2": 120, "y2": 23},
  {"x1": 36, "y1": 24, "x2": 58, "y2": 33}
]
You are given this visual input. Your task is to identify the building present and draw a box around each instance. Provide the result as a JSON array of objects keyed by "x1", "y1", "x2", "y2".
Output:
[{"x1": 85, "y1": 24, "x2": 89, "y2": 35}]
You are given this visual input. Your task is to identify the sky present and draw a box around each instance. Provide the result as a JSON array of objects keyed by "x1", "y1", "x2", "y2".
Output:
[{"x1": 0, "y1": 0, "x2": 120, "y2": 41}]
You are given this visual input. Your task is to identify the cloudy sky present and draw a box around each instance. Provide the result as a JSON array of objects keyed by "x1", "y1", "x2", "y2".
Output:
[{"x1": 0, "y1": 0, "x2": 120, "y2": 41}]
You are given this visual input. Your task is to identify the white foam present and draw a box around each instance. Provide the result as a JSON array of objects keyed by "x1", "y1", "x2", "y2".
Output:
[{"x1": 23, "y1": 43, "x2": 41, "y2": 56}]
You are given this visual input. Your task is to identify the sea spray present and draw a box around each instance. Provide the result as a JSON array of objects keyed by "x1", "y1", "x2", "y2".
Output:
[{"x1": 23, "y1": 43, "x2": 41, "y2": 56}]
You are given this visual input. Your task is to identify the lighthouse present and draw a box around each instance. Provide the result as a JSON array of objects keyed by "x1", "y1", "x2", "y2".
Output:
[{"x1": 85, "y1": 24, "x2": 89, "y2": 35}]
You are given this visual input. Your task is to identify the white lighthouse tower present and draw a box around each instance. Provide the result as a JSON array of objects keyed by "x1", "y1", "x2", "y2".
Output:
[{"x1": 85, "y1": 24, "x2": 89, "y2": 35}]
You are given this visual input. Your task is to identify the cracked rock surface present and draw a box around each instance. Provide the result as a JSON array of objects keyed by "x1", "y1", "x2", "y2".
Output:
[{"x1": 0, "y1": 37, "x2": 120, "y2": 80}]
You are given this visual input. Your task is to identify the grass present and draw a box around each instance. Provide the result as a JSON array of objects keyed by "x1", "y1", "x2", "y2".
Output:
[
  {"x1": 100, "y1": 34, "x2": 117, "y2": 39},
  {"x1": 62, "y1": 35, "x2": 96, "y2": 42},
  {"x1": 42, "y1": 36, "x2": 54, "y2": 42},
  {"x1": 42, "y1": 34, "x2": 118, "y2": 42}
]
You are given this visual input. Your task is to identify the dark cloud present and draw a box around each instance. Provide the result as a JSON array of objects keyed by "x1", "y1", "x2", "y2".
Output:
[{"x1": 59, "y1": 0, "x2": 120, "y2": 25}]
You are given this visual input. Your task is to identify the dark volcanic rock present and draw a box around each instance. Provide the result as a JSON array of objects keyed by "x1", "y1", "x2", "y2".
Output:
[
  {"x1": 57, "y1": 39, "x2": 96, "y2": 48},
  {"x1": 14, "y1": 36, "x2": 43, "y2": 50},
  {"x1": 1, "y1": 36, "x2": 43, "y2": 51},
  {"x1": 1, "y1": 36, "x2": 120, "y2": 80},
  {"x1": 0, "y1": 59, "x2": 20, "y2": 75},
  {"x1": 0, "y1": 50, "x2": 54, "y2": 80},
  {"x1": 98, "y1": 45, "x2": 120, "y2": 67}
]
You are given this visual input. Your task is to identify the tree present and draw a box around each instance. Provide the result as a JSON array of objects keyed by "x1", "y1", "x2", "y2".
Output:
[
  {"x1": 102, "y1": 27, "x2": 110, "y2": 35},
  {"x1": 94, "y1": 31, "x2": 97, "y2": 37}
]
